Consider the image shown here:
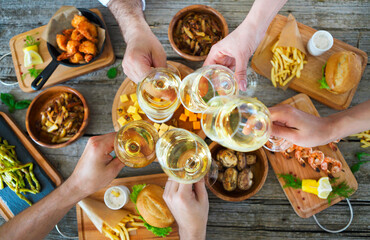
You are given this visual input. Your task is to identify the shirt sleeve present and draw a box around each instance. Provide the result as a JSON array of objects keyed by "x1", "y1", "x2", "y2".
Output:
[{"x1": 98, "y1": 0, "x2": 146, "y2": 11}]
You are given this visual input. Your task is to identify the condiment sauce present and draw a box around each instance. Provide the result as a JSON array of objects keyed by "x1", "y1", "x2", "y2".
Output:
[
  {"x1": 105, "y1": 187, "x2": 127, "y2": 209},
  {"x1": 313, "y1": 33, "x2": 330, "y2": 49}
]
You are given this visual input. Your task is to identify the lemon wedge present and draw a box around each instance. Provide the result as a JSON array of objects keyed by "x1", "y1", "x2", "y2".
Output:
[
  {"x1": 302, "y1": 179, "x2": 319, "y2": 195},
  {"x1": 302, "y1": 177, "x2": 332, "y2": 199},
  {"x1": 23, "y1": 45, "x2": 39, "y2": 53},
  {"x1": 317, "y1": 177, "x2": 332, "y2": 199},
  {"x1": 24, "y1": 49, "x2": 43, "y2": 67}
]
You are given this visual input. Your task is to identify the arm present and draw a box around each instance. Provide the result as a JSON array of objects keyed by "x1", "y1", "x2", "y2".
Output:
[
  {"x1": 108, "y1": 0, "x2": 167, "y2": 83},
  {"x1": 0, "y1": 133, "x2": 124, "y2": 240},
  {"x1": 204, "y1": 0, "x2": 287, "y2": 90},
  {"x1": 163, "y1": 179, "x2": 209, "y2": 240},
  {"x1": 270, "y1": 100, "x2": 370, "y2": 147}
]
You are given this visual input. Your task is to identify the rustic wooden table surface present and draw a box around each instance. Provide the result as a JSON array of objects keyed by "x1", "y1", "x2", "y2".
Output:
[{"x1": 0, "y1": 0, "x2": 369, "y2": 239}]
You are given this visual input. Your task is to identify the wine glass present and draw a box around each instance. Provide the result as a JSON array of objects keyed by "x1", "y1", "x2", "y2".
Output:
[
  {"x1": 179, "y1": 64, "x2": 239, "y2": 113},
  {"x1": 201, "y1": 95, "x2": 291, "y2": 152},
  {"x1": 137, "y1": 68, "x2": 181, "y2": 123},
  {"x1": 114, "y1": 120, "x2": 159, "y2": 168},
  {"x1": 156, "y1": 128, "x2": 218, "y2": 184}
]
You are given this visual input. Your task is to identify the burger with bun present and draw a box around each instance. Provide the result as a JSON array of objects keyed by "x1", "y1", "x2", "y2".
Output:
[
  {"x1": 130, "y1": 184, "x2": 174, "y2": 237},
  {"x1": 318, "y1": 51, "x2": 361, "y2": 94}
]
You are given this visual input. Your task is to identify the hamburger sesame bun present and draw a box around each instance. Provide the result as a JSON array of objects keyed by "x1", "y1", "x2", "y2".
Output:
[
  {"x1": 136, "y1": 184, "x2": 174, "y2": 228},
  {"x1": 325, "y1": 51, "x2": 361, "y2": 94}
]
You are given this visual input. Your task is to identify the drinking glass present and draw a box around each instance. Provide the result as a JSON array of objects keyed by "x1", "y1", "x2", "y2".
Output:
[
  {"x1": 137, "y1": 68, "x2": 181, "y2": 123},
  {"x1": 179, "y1": 65, "x2": 239, "y2": 113},
  {"x1": 156, "y1": 128, "x2": 217, "y2": 184},
  {"x1": 201, "y1": 96, "x2": 291, "y2": 152},
  {"x1": 114, "y1": 120, "x2": 159, "y2": 168}
]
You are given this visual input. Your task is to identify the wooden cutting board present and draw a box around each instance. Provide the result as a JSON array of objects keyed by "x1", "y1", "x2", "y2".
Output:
[
  {"x1": 111, "y1": 61, "x2": 206, "y2": 139},
  {"x1": 251, "y1": 14, "x2": 368, "y2": 110},
  {"x1": 264, "y1": 93, "x2": 358, "y2": 218},
  {"x1": 76, "y1": 173, "x2": 179, "y2": 240},
  {"x1": 9, "y1": 8, "x2": 115, "y2": 93},
  {"x1": 0, "y1": 112, "x2": 62, "y2": 221}
]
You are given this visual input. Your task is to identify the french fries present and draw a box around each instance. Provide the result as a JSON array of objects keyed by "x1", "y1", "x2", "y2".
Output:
[
  {"x1": 102, "y1": 214, "x2": 144, "y2": 240},
  {"x1": 270, "y1": 40, "x2": 307, "y2": 87},
  {"x1": 350, "y1": 130, "x2": 370, "y2": 148}
]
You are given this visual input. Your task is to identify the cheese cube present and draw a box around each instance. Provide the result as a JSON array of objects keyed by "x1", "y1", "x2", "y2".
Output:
[
  {"x1": 153, "y1": 123, "x2": 161, "y2": 131},
  {"x1": 132, "y1": 114, "x2": 142, "y2": 121},
  {"x1": 159, "y1": 123, "x2": 169, "y2": 132},
  {"x1": 117, "y1": 116, "x2": 127, "y2": 127},
  {"x1": 120, "y1": 94, "x2": 129, "y2": 103},
  {"x1": 168, "y1": 126, "x2": 176, "y2": 130},
  {"x1": 138, "y1": 109, "x2": 145, "y2": 114},
  {"x1": 189, "y1": 112, "x2": 197, "y2": 122},
  {"x1": 193, "y1": 121, "x2": 201, "y2": 130},
  {"x1": 134, "y1": 101, "x2": 140, "y2": 107},
  {"x1": 197, "y1": 113, "x2": 202, "y2": 119},
  {"x1": 130, "y1": 93, "x2": 138, "y2": 102},
  {"x1": 127, "y1": 106, "x2": 138, "y2": 114},
  {"x1": 179, "y1": 113, "x2": 187, "y2": 122},
  {"x1": 158, "y1": 130, "x2": 165, "y2": 137},
  {"x1": 184, "y1": 108, "x2": 190, "y2": 116}
]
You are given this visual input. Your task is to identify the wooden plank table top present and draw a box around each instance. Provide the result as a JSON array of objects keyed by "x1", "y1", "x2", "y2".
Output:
[{"x1": 0, "y1": 0, "x2": 369, "y2": 239}]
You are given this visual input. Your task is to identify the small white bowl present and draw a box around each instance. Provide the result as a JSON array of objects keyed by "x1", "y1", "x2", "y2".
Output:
[
  {"x1": 104, "y1": 186, "x2": 130, "y2": 210},
  {"x1": 307, "y1": 30, "x2": 333, "y2": 56}
]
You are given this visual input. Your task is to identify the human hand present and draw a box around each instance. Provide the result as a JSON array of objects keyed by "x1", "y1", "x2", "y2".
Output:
[
  {"x1": 204, "y1": 22, "x2": 259, "y2": 91},
  {"x1": 163, "y1": 178, "x2": 209, "y2": 240},
  {"x1": 269, "y1": 105, "x2": 333, "y2": 147},
  {"x1": 68, "y1": 132, "x2": 124, "y2": 197},
  {"x1": 122, "y1": 25, "x2": 167, "y2": 83}
]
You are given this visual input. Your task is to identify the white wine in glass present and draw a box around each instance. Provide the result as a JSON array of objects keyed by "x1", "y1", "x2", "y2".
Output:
[
  {"x1": 114, "y1": 120, "x2": 159, "y2": 168},
  {"x1": 179, "y1": 65, "x2": 239, "y2": 113},
  {"x1": 156, "y1": 128, "x2": 212, "y2": 184},
  {"x1": 137, "y1": 68, "x2": 181, "y2": 123}
]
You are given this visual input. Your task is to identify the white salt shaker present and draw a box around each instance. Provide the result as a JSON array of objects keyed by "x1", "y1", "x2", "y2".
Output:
[{"x1": 307, "y1": 30, "x2": 333, "y2": 56}]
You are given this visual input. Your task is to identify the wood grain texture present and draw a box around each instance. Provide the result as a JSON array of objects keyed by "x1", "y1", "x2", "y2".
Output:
[
  {"x1": 0, "y1": 0, "x2": 369, "y2": 239},
  {"x1": 77, "y1": 173, "x2": 179, "y2": 240},
  {"x1": 0, "y1": 112, "x2": 63, "y2": 221},
  {"x1": 9, "y1": 9, "x2": 115, "y2": 92},
  {"x1": 111, "y1": 61, "x2": 206, "y2": 139},
  {"x1": 251, "y1": 14, "x2": 368, "y2": 110},
  {"x1": 264, "y1": 94, "x2": 358, "y2": 218}
]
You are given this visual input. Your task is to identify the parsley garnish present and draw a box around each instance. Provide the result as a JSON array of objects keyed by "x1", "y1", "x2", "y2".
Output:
[
  {"x1": 22, "y1": 67, "x2": 43, "y2": 80},
  {"x1": 24, "y1": 35, "x2": 40, "y2": 48},
  {"x1": 351, "y1": 152, "x2": 370, "y2": 173},
  {"x1": 1, "y1": 93, "x2": 31, "y2": 113}
]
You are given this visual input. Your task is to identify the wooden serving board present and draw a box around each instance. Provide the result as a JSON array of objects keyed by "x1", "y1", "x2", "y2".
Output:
[
  {"x1": 0, "y1": 112, "x2": 62, "y2": 221},
  {"x1": 76, "y1": 173, "x2": 179, "y2": 240},
  {"x1": 251, "y1": 14, "x2": 368, "y2": 110},
  {"x1": 112, "y1": 61, "x2": 206, "y2": 139},
  {"x1": 9, "y1": 8, "x2": 115, "y2": 93},
  {"x1": 264, "y1": 93, "x2": 358, "y2": 218}
]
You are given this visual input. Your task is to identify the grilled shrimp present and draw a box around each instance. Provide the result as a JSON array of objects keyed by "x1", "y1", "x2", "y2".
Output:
[
  {"x1": 69, "y1": 52, "x2": 84, "y2": 64},
  {"x1": 66, "y1": 40, "x2": 80, "y2": 55},
  {"x1": 307, "y1": 150, "x2": 324, "y2": 171},
  {"x1": 321, "y1": 157, "x2": 342, "y2": 174},
  {"x1": 56, "y1": 34, "x2": 68, "y2": 51},
  {"x1": 70, "y1": 29, "x2": 85, "y2": 41},
  {"x1": 77, "y1": 21, "x2": 98, "y2": 42},
  {"x1": 79, "y1": 41, "x2": 97, "y2": 56},
  {"x1": 71, "y1": 15, "x2": 88, "y2": 28}
]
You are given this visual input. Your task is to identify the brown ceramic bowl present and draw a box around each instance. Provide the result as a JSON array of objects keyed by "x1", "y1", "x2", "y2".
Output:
[
  {"x1": 168, "y1": 4, "x2": 229, "y2": 61},
  {"x1": 206, "y1": 142, "x2": 269, "y2": 202},
  {"x1": 26, "y1": 86, "x2": 89, "y2": 148}
]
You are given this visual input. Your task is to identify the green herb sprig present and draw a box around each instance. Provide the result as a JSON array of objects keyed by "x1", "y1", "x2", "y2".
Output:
[
  {"x1": 278, "y1": 173, "x2": 302, "y2": 189},
  {"x1": 107, "y1": 67, "x2": 118, "y2": 79},
  {"x1": 24, "y1": 35, "x2": 40, "y2": 48},
  {"x1": 351, "y1": 152, "x2": 370, "y2": 173},
  {"x1": 21, "y1": 67, "x2": 43, "y2": 80},
  {"x1": 327, "y1": 181, "x2": 355, "y2": 204},
  {"x1": 1, "y1": 93, "x2": 31, "y2": 113}
]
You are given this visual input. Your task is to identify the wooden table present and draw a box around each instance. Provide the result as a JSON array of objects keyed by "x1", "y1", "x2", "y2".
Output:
[{"x1": 0, "y1": 0, "x2": 369, "y2": 239}]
